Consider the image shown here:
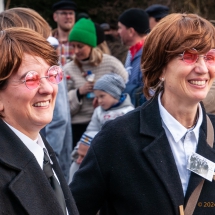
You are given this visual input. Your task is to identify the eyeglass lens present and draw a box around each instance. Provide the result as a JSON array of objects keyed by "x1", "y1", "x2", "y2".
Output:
[
  {"x1": 58, "y1": 11, "x2": 74, "y2": 16},
  {"x1": 25, "y1": 65, "x2": 63, "y2": 90},
  {"x1": 48, "y1": 65, "x2": 63, "y2": 84},
  {"x1": 183, "y1": 49, "x2": 215, "y2": 65}
]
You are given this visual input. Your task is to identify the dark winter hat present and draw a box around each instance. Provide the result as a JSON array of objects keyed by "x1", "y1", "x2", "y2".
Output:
[
  {"x1": 94, "y1": 74, "x2": 125, "y2": 100},
  {"x1": 52, "y1": 0, "x2": 77, "y2": 12},
  {"x1": 69, "y1": 18, "x2": 97, "y2": 47},
  {"x1": 118, "y1": 8, "x2": 150, "y2": 34},
  {"x1": 76, "y1": 12, "x2": 90, "y2": 21},
  {"x1": 94, "y1": 23, "x2": 105, "y2": 45},
  {"x1": 145, "y1": 4, "x2": 169, "y2": 19}
]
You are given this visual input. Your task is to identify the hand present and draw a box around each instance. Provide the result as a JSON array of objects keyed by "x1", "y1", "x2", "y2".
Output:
[{"x1": 79, "y1": 81, "x2": 94, "y2": 95}]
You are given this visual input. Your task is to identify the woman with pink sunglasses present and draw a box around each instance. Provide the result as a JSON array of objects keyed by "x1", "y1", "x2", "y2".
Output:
[
  {"x1": 70, "y1": 13, "x2": 215, "y2": 215},
  {"x1": 0, "y1": 28, "x2": 78, "y2": 215}
]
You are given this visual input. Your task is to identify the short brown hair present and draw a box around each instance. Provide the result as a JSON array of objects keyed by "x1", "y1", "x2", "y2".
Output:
[
  {"x1": 0, "y1": 7, "x2": 51, "y2": 38},
  {"x1": 142, "y1": 13, "x2": 215, "y2": 99},
  {"x1": 0, "y1": 27, "x2": 58, "y2": 90}
]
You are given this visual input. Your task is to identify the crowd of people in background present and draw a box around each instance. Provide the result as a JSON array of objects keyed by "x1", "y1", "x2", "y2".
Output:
[
  {"x1": 1, "y1": 0, "x2": 215, "y2": 214},
  {"x1": 48, "y1": 0, "x2": 172, "y2": 182}
]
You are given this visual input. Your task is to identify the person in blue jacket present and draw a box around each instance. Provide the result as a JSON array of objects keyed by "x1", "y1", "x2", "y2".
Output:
[{"x1": 118, "y1": 8, "x2": 150, "y2": 107}]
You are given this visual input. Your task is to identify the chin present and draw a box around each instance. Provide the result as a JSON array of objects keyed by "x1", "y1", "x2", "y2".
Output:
[
  {"x1": 192, "y1": 94, "x2": 208, "y2": 102},
  {"x1": 37, "y1": 116, "x2": 53, "y2": 126}
]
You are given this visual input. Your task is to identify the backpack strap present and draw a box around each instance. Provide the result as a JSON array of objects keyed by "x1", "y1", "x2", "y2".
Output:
[{"x1": 181, "y1": 115, "x2": 214, "y2": 215}]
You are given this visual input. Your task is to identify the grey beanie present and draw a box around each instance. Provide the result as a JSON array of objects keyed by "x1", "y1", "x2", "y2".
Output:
[{"x1": 93, "y1": 74, "x2": 125, "y2": 100}]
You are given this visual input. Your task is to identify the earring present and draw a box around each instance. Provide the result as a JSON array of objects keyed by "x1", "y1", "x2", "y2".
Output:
[{"x1": 161, "y1": 77, "x2": 165, "y2": 81}]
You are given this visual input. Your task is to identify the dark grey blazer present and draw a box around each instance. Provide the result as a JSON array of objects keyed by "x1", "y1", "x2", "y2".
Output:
[
  {"x1": 70, "y1": 96, "x2": 215, "y2": 215},
  {"x1": 0, "y1": 119, "x2": 79, "y2": 215}
]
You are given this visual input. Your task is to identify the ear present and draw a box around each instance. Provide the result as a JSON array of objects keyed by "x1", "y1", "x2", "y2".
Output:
[
  {"x1": 160, "y1": 67, "x2": 166, "y2": 81},
  {"x1": 129, "y1": 27, "x2": 135, "y2": 37},
  {"x1": 53, "y1": 12, "x2": 58, "y2": 22}
]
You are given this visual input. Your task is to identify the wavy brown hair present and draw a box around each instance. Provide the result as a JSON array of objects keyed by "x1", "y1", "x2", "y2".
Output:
[
  {"x1": 0, "y1": 7, "x2": 51, "y2": 38},
  {"x1": 0, "y1": 27, "x2": 58, "y2": 92},
  {"x1": 142, "y1": 13, "x2": 215, "y2": 99}
]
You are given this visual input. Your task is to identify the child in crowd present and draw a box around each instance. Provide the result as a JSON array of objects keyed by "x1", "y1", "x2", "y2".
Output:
[{"x1": 69, "y1": 74, "x2": 134, "y2": 182}]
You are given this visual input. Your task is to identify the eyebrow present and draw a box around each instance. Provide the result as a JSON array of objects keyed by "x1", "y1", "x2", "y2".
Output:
[{"x1": 19, "y1": 71, "x2": 35, "y2": 80}]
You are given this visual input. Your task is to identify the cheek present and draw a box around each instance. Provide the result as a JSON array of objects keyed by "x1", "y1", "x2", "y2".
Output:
[
  {"x1": 3, "y1": 91, "x2": 32, "y2": 115},
  {"x1": 209, "y1": 67, "x2": 215, "y2": 78},
  {"x1": 83, "y1": 48, "x2": 91, "y2": 57},
  {"x1": 52, "y1": 85, "x2": 58, "y2": 98}
]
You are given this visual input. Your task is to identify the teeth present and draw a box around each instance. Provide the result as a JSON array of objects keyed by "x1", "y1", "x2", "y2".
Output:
[
  {"x1": 189, "y1": 80, "x2": 206, "y2": 86},
  {"x1": 34, "y1": 101, "x2": 49, "y2": 107}
]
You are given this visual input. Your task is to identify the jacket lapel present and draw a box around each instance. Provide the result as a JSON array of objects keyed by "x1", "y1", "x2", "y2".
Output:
[
  {"x1": 0, "y1": 119, "x2": 65, "y2": 214},
  {"x1": 43, "y1": 137, "x2": 79, "y2": 215},
  {"x1": 8, "y1": 158, "x2": 64, "y2": 215},
  {"x1": 140, "y1": 98, "x2": 184, "y2": 212}
]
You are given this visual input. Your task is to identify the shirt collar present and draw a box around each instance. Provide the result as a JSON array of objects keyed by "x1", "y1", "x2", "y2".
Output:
[
  {"x1": 52, "y1": 29, "x2": 70, "y2": 44},
  {"x1": 129, "y1": 40, "x2": 144, "y2": 60},
  {"x1": 3, "y1": 121, "x2": 45, "y2": 168},
  {"x1": 158, "y1": 93, "x2": 203, "y2": 143}
]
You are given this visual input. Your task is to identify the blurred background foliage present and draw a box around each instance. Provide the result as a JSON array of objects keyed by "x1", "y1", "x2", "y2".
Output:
[{"x1": 5, "y1": 0, "x2": 215, "y2": 29}]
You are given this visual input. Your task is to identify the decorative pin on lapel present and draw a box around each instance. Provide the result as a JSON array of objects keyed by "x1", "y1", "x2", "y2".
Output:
[{"x1": 187, "y1": 152, "x2": 215, "y2": 182}]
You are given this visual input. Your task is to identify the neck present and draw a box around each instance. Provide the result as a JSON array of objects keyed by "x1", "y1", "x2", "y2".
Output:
[
  {"x1": 129, "y1": 35, "x2": 147, "y2": 47},
  {"x1": 161, "y1": 93, "x2": 199, "y2": 129},
  {"x1": 57, "y1": 27, "x2": 71, "y2": 42}
]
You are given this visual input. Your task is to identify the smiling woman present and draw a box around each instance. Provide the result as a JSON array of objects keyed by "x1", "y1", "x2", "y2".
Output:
[
  {"x1": 1, "y1": 53, "x2": 59, "y2": 138},
  {"x1": 0, "y1": 27, "x2": 78, "y2": 215},
  {"x1": 69, "y1": 13, "x2": 215, "y2": 215},
  {"x1": 142, "y1": 13, "x2": 215, "y2": 125}
]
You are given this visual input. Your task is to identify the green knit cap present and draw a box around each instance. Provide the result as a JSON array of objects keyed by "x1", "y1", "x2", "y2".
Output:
[{"x1": 68, "y1": 18, "x2": 97, "y2": 47}]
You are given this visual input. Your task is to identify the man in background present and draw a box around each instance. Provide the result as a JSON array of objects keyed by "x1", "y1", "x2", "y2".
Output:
[
  {"x1": 100, "y1": 22, "x2": 128, "y2": 64},
  {"x1": 52, "y1": 0, "x2": 77, "y2": 66},
  {"x1": 118, "y1": 8, "x2": 149, "y2": 107},
  {"x1": 145, "y1": 4, "x2": 169, "y2": 30}
]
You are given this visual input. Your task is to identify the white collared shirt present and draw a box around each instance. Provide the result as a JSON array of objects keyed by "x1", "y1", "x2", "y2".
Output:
[
  {"x1": 5, "y1": 122, "x2": 47, "y2": 168},
  {"x1": 158, "y1": 93, "x2": 203, "y2": 195}
]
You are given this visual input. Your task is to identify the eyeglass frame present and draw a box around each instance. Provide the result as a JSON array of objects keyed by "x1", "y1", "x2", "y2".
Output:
[
  {"x1": 56, "y1": 11, "x2": 75, "y2": 16},
  {"x1": 21, "y1": 65, "x2": 63, "y2": 90},
  {"x1": 178, "y1": 48, "x2": 215, "y2": 65}
]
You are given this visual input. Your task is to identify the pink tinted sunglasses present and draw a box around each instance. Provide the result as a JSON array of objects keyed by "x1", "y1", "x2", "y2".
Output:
[
  {"x1": 22, "y1": 65, "x2": 63, "y2": 90},
  {"x1": 179, "y1": 49, "x2": 215, "y2": 65}
]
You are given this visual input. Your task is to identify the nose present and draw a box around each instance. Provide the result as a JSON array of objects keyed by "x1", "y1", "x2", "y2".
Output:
[
  {"x1": 117, "y1": 29, "x2": 120, "y2": 35},
  {"x1": 65, "y1": 13, "x2": 72, "y2": 18},
  {"x1": 195, "y1": 57, "x2": 209, "y2": 74},
  {"x1": 73, "y1": 47, "x2": 79, "y2": 54},
  {"x1": 38, "y1": 77, "x2": 56, "y2": 94},
  {"x1": 97, "y1": 98, "x2": 102, "y2": 105}
]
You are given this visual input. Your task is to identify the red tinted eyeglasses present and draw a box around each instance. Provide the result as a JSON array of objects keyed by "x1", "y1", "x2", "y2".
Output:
[
  {"x1": 22, "y1": 65, "x2": 63, "y2": 90},
  {"x1": 179, "y1": 49, "x2": 215, "y2": 65}
]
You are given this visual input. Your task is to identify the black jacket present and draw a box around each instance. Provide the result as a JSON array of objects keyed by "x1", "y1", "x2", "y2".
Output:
[
  {"x1": 70, "y1": 97, "x2": 215, "y2": 215},
  {"x1": 0, "y1": 119, "x2": 79, "y2": 215}
]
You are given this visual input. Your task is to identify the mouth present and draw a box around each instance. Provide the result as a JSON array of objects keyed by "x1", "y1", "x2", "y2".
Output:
[
  {"x1": 33, "y1": 100, "x2": 50, "y2": 107},
  {"x1": 188, "y1": 80, "x2": 207, "y2": 86}
]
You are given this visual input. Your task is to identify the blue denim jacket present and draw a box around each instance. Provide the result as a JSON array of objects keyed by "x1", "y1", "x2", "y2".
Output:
[
  {"x1": 123, "y1": 48, "x2": 147, "y2": 107},
  {"x1": 41, "y1": 77, "x2": 72, "y2": 182}
]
